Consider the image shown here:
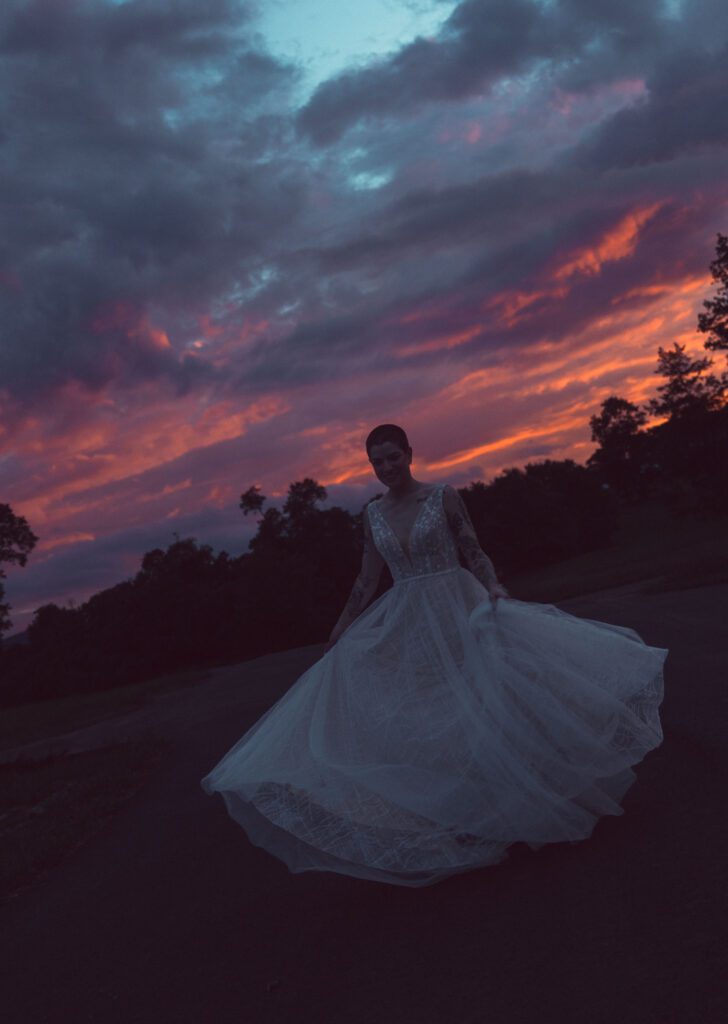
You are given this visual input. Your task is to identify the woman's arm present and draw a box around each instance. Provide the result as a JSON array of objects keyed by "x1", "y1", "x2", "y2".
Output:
[
  {"x1": 442, "y1": 484, "x2": 509, "y2": 600},
  {"x1": 325, "y1": 503, "x2": 385, "y2": 650}
]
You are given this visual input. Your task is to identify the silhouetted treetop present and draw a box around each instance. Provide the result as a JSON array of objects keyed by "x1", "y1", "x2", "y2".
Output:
[
  {"x1": 698, "y1": 231, "x2": 728, "y2": 354},
  {"x1": 0, "y1": 503, "x2": 38, "y2": 568},
  {"x1": 587, "y1": 397, "x2": 649, "y2": 497},
  {"x1": 240, "y1": 485, "x2": 266, "y2": 517},
  {"x1": 647, "y1": 342, "x2": 727, "y2": 420},
  {"x1": 137, "y1": 536, "x2": 217, "y2": 585},
  {"x1": 249, "y1": 507, "x2": 287, "y2": 554},
  {"x1": 589, "y1": 397, "x2": 647, "y2": 447},
  {"x1": 283, "y1": 478, "x2": 327, "y2": 519},
  {"x1": 0, "y1": 502, "x2": 39, "y2": 640}
]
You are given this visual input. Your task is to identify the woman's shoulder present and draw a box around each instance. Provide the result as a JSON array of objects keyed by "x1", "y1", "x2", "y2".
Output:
[{"x1": 440, "y1": 482, "x2": 463, "y2": 514}]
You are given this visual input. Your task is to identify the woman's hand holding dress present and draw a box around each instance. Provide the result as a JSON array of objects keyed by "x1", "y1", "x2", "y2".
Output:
[{"x1": 487, "y1": 580, "x2": 510, "y2": 608}]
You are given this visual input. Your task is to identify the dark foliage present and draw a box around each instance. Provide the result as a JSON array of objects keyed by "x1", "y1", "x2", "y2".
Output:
[
  {"x1": 698, "y1": 231, "x2": 728, "y2": 354},
  {"x1": 638, "y1": 406, "x2": 728, "y2": 516},
  {"x1": 586, "y1": 241, "x2": 728, "y2": 518},
  {"x1": 458, "y1": 461, "x2": 618, "y2": 574},
  {"x1": 585, "y1": 232, "x2": 728, "y2": 514},
  {"x1": 587, "y1": 397, "x2": 649, "y2": 499},
  {"x1": 646, "y1": 343, "x2": 727, "y2": 420},
  {"x1": 0, "y1": 482, "x2": 362, "y2": 706},
  {"x1": 0, "y1": 503, "x2": 39, "y2": 640}
]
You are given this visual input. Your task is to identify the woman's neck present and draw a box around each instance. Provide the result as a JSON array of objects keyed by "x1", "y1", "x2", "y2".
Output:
[{"x1": 386, "y1": 477, "x2": 424, "y2": 502}]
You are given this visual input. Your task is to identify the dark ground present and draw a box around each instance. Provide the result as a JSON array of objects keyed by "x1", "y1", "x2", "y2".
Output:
[{"x1": 2, "y1": 581, "x2": 727, "y2": 1024}]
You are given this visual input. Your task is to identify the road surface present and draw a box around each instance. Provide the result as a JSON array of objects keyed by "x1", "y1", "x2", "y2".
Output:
[{"x1": 2, "y1": 582, "x2": 727, "y2": 1023}]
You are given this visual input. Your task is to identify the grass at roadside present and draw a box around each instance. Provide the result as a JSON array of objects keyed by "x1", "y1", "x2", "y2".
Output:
[
  {"x1": 0, "y1": 734, "x2": 172, "y2": 904},
  {"x1": 0, "y1": 665, "x2": 212, "y2": 754},
  {"x1": 507, "y1": 502, "x2": 728, "y2": 602}
]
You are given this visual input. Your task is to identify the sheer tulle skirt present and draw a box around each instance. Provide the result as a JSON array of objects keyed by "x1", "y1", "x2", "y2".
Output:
[{"x1": 201, "y1": 568, "x2": 666, "y2": 887}]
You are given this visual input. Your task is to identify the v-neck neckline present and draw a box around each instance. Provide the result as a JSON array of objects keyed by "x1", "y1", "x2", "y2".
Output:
[{"x1": 376, "y1": 485, "x2": 439, "y2": 566}]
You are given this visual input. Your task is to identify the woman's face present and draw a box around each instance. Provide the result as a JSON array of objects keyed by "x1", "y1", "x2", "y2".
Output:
[{"x1": 368, "y1": 441, "x2": 411, "y2": 487}]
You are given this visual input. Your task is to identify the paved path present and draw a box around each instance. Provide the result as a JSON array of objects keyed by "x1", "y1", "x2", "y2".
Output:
[{"x1": 2, "y1": 584, "x2": 727, "y2": 1024}]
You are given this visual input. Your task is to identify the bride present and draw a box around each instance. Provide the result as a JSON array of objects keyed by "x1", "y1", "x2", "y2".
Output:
[{"x1": 201, "y1": 423, "x2": 667, "y2": 887}]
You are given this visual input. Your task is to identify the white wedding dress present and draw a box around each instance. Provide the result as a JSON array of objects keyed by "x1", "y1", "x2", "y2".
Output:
[{"x1": 201, "y1": 483, "x2": 667, "y2": 887}]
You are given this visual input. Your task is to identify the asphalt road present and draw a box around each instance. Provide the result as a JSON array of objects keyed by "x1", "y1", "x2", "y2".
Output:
[{"x1": 2, "y1": 582, "x2": 727, "y2": 1024}]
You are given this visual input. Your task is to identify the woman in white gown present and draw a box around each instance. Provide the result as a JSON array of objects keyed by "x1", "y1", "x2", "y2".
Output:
[{"x1": 201, "y1": 424, "x2": 667, "y2": 887}]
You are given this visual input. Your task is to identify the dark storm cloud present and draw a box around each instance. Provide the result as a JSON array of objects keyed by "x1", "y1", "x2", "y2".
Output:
[
  {"x1": 0, "y1": 0, "x2": 253, "y2": 57},
  {"x1": 316, "y1": 167, "x2": 574, "y2": 273},
  {"x1": 2, "y1": 0, "x2": 725, "y2": 419},
  {"x1": 242, "y1": 0, "x2": 727, "y2": 390},
  {"x1": 573, "y1": 41, "x2": 728, "y2": 170},
  {"x1": 296, "y1": 0, "x2": 668, "y2": 144},
  {"x1": 0, "y1": 0, "x2": 301, "y2": 413}
]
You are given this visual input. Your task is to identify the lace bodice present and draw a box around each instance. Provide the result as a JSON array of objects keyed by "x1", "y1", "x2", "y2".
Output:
[{"x1": 368, "y1": 483, "x2": 461, "y2": 583}]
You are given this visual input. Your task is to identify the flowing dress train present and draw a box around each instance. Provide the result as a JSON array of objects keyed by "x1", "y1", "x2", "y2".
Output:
[{"x1": 201, "y1": 483, "x2": 666, "y2": 887}]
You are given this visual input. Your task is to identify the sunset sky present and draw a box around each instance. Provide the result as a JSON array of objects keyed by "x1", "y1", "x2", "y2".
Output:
[{"x1": 1, "y1": 0, "x2": 727, "y2": 635}]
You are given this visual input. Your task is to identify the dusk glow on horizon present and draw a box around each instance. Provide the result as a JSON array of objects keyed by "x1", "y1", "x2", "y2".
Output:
[{"x1": 1, "y1": 0, "x2": 727, "y2": 634}]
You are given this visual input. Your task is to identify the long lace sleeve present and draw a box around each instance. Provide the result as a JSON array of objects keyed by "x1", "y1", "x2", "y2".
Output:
[{"x1": 442, "y1": 484, "x2": 501, "y2": 591}]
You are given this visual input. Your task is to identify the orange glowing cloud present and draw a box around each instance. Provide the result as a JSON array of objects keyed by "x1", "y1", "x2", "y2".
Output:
[
  {"x1": 41, "y1": 532, "x2": 96, "y2": 552},
  {"x1": 427, "y1": 402, "x2": 595, "y2": 473},
  {"x1": 87, "y1": 299, "x2": 172, "y2": 352},
  {"x1": 325, "y1": 255, "x2": 716, "y2": 490},
  {"x1": 394, "y1": 324, "x2": 484, "y2": 357},
  {"x1": 8, "y1": 383, "x2": 290, "y2": 537},
  {"x1": 206, "y1": 484, "x2": 232, "y2": 506},
  {"x1": 136, "y1": 319, "x2": 172, "y2": 352},
  {"x1": 416, "y1": 269, "x2": 715, "y2": 477},
  {"x1": 470, "y1": 204, "x2": 666, "y2": 333},
  {"x1": 482, "y1": 285, "x2": 570, "y2": 327},
  {"x1": 554, "y1": 203, "x2": 664, "y2": 280}
]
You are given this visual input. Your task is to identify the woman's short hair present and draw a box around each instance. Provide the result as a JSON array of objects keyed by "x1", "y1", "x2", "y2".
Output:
[{"x1": 365, "y1": 424, "x2": 410, "y2": 456}]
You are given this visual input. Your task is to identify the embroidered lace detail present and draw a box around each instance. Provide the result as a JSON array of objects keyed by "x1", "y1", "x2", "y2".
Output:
[{"x1": 369, "y1": 484, "x2": 461, "y2": 582}]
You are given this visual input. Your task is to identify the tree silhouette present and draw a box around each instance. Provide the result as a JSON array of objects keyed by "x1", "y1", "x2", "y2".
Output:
[
  {"x1": 0, "y1": 503, "x2": 39, "y2": 640},
  {"x1": 239, "y1": 485, "x2": 266, "y2": 517},
  {"x1": 587, "y1": 397, "x2": 648, "y2": 496},
  {"x1": 697, "y1": 232, "x2": 728, "y2": 355},
  {"x1": 249, "y1": 506, "x2": 287, "y2": 554},
  {"x1": 283, "y1": 478, "x2": 327, "y2": 520},
  {"x1": 589, "y1": 397, "x2": 648, "y2": 446},
  {"x1": 646, "y1": 343, "x2": 727, "y2": 420},
  {"x1": 243, "y1": 478, "x2": 361, "y2": 642},
  {"x1": 137, "y1": 535, "x2": 216, "y2": 585},
  {"x1": 461, "y1": 460, "x2": 617, "y2": 573}
]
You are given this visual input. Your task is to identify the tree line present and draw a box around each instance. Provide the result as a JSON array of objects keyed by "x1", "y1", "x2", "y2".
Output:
[{"x1": 1, "y1": 233, "x2": 726, "y2": 706}]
